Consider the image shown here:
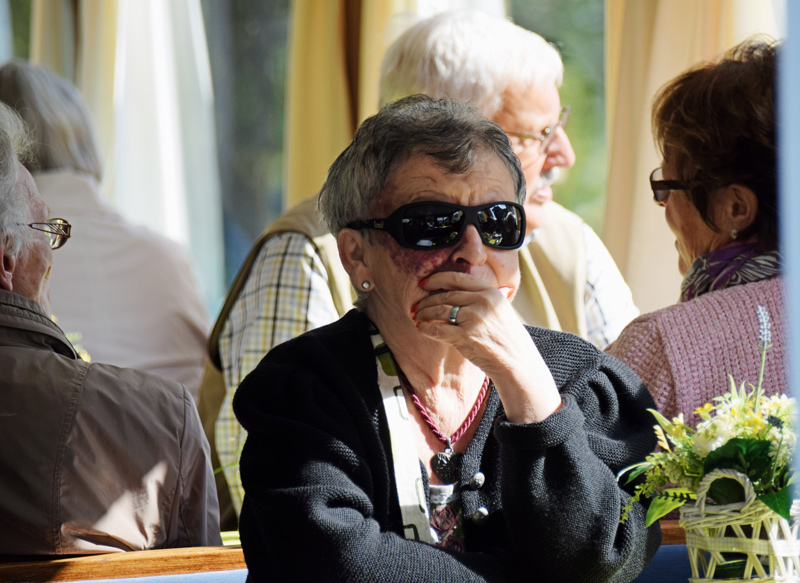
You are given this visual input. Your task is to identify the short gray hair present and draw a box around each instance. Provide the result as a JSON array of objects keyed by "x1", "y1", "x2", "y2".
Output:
[
  {"x1": 318, "y1": 95, "x2": 525, "y2": 236},
  {"x1": 0, "y1": 101, "x2": 34, "y2": 258},
  {"x1": 0, "y1": 60, "x2": 102, "y2": 181},
  {"x1": 379, "y1": 10, "x2": 564, "y2": 117}
]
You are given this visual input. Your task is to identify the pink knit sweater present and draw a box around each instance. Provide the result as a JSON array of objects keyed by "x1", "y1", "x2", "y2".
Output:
[{"x1": 605, "y1": 277, "x2": 787, "y2": 428}]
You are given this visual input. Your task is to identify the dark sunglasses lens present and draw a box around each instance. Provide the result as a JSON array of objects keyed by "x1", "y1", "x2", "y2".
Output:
[
  {"x1": 653, "y1": 187, "x2": 670, "y2": 203},
  {"x1": 401, "y1": 205, "x2": 464, "y2": 248},
  {"x1": 478, "y1": 203, "x2": 524, "y2": 248}
]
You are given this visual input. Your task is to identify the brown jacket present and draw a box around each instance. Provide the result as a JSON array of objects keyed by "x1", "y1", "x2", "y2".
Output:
[{"x1": 0, "y1": 290, "x2": 221, "y2": 555}]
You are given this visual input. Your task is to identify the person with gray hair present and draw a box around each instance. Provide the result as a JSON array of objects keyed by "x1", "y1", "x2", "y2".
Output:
[
  {"x1": 0, "y1": 101, "x2": 35, "y2": 263},
  {"x1": 203, "y1": 9, "x2": 638, "y2": 520},
  {"x1": 0, "y1": 60, "x2": 210, "y2": 399},
  {"x1": 379, "y1": 10, "x2": 636, "y2": 338},
  {"x1": 0, "y1": 101, "x2": 221, "y2": 554},
  {"x1": 233, "y1": 95, "x2": 659, "y2": 582}
]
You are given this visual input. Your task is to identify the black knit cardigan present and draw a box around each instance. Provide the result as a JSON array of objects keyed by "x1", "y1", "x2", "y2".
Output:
[{"x1": 234, "y1": 309, "x2": 660, "y2": 582}]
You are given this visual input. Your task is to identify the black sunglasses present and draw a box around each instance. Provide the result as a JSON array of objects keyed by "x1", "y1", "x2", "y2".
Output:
[
  {"x1": 650, "y1": 167, "x2": 693, "y2": 204},
  {"x1": 345, "y1": 201, "x2": 526, "y2": 250}
]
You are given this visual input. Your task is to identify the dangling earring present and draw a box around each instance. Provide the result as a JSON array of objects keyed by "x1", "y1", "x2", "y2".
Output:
[
  {"x1": 361, "y1": 281, "x2": 371, "y2": 290},
  {"x1": 731, "y1": 228, "x2": 739, "y2": 240}
]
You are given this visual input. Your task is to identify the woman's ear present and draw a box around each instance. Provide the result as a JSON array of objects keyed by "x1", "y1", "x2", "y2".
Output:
[
  {"x1": 718, "y1": 184, "x2": 759, "y2": 233},
  {"x1": 337, "y1": 229, "x2": 372, "y2": 288}
]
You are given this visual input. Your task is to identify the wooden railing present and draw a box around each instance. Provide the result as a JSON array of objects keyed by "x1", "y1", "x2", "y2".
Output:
[
  {"x1": 659, "y1": 519, "x2": 685, "y2": 545},
  {"x1": 0, "y1": 521, "x2": 684, "y2": 582},
  {"x1": 0, "y1": 545, "x2": 245, "y2": 583}
]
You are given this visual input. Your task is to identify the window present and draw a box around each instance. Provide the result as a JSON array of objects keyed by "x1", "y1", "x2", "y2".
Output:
[
  {"x1": 510, "y1": 0, "x2": 606, "y2": 232},
  {"x1": 202, "y1": 0, "x2": 290, "y2": 285}
]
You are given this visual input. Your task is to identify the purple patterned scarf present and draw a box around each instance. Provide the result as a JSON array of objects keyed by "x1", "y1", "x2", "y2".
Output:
[{"x1": 680, "y1": 241, "x2": 781, "y2": 303}]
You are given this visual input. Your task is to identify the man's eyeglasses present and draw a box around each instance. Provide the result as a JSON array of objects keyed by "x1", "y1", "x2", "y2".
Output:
[
  {"x1": 649, "y1": 167, "x2": 694, "y2": 204},
  {"x1": 345, "y1": 201, "x2": 526, "y2": 250},
  {"x1": 505, "y1": 106, "x2": 571, "y2": 156},
  {"x1": 27, "y1": 218, "x2": 71, "y2": 250}
]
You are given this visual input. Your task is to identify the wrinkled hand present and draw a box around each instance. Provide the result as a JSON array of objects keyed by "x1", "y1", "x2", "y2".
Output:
[{"x1": 413, "y1": 272, "x2": 561, "y2": 423}]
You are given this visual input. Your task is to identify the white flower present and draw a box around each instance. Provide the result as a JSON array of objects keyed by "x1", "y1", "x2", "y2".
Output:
[
  {"x1": 693, "y1": 417, "x2": 735, "y2": 457},
  {"x1": 757, "y1": 304, "x2": 772, "y2": 349}
]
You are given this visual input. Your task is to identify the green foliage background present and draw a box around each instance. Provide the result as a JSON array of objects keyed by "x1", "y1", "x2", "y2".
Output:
[
  {"x1": 510, "y1": 0, "x2": 606, "y2": 233},
  {"x1": 9, "y1": 0, "x2": 31, "y2": 58}
]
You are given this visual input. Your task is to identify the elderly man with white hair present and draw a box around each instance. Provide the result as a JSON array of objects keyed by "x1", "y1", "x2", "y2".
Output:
[
  {"x1": 0, "y1": 102, "x2": 220, "y2": 554},
  {"x1": 202, "y1": 10, "x2": 638, "y2": 519}
]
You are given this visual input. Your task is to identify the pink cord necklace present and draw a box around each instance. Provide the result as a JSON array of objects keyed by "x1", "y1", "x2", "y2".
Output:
[{"x1": 398, "y1": 371, "x2": 490, "y2": 483}]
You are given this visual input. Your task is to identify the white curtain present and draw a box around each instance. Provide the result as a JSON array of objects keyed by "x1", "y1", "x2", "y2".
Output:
[
  {"x1": 604, "y1": 0, "x2": 785, "y2": 313},
  {"x1": 30, "y1": 0, "x2": 224, "y2": 316},
  {"x1": 111, "y1": 0, "x2": 223, "y2": 314}
]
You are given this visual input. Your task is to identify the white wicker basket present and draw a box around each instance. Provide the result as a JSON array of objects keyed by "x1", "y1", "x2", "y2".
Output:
[{"x1": 679, "y1": 468, "x2": 800, "y2": 582}]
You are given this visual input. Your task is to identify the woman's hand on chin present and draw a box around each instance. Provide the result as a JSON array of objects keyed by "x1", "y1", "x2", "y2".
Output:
[{"x1": 413, "y1": 271, "x2": 561, "y2": 423}]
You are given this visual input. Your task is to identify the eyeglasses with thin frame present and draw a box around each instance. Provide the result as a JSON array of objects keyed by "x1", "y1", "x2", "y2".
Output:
[
  {"x1": 27, "y1": 218, "x2": 71, "y2": 250},
  {"x1": 649, "y1": 167, "x2": 694, "y2": 204},
  {"x1": 505, "y1": 106, "x2": 571, "y2": 156},
  {"x1": 345, "y1": 201, "x2": 526, "y2": 250}
]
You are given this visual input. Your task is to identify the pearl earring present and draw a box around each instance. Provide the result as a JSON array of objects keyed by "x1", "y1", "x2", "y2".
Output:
[
  {"x1": 361, "y1": 281, "x2": 371, "y2": 290},
  {"x1": 731, "y1": 228, "x2": 739, "y2": 240}
]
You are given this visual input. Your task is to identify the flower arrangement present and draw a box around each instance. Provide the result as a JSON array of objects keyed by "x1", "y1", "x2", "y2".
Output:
[
  {"x1": 619, "y1": 305, "x2": 796, "y2": 527},
  {"x1": 51, "y1": 315, "x2": 92, "y2": 361},
  {"x1": 66, "y1": 331, "x2": 92, "y2": 362}
]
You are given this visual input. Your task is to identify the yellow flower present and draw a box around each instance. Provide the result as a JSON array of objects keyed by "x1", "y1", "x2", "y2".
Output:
[
  {"x1": 694, "y1": 402, "x2": 714, "y2": 420},
  {"x1": 654, "y1": 425, "x2": 671, "y2": 451}
]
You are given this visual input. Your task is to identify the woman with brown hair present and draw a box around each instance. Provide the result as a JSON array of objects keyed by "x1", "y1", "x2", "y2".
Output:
[{"x1": 607, "y1": 38, "x2": 785, "y2": 427}]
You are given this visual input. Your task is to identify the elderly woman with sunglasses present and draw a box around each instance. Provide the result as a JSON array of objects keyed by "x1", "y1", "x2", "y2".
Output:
[
  {"x1": 233, "y1": 95, "x2": 659, "y2": 582},
  {"x1": 606, "y1": 39, "x2": 785, "y2": 428}
]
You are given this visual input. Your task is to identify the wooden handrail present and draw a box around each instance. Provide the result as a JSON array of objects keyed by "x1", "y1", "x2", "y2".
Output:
[
  {"x1": 0, "y1": 522, "x2": 684, "y2": 582},
  {"x1": 659, "y1": 519, "x2": 685, "y2": 545},
  {"x1": 0, "y1": 545, "x2": 245, "y2": 583}
]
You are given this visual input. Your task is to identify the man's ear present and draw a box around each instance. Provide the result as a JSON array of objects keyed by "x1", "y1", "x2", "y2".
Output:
[
  {"x1": 337, "y1": 229, "x2": 372, "y2": 288},
  {"x1": 718, "y1": 184, "x2": 759, "y2": 233},
  {"x1": 0, "y1": 241, "x2": 15, "y2": 292}
]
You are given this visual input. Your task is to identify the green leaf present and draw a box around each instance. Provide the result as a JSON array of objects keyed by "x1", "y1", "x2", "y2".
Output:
[
  {"x1": 708, "y1": 478, "x2": 745, "y2": 505},
  {"x1": 617, "y1": 462, "x2": 651, "y2": 485},
  {"x1": 758, "y1": 486, "x2": 795, "y2": 520},
  {"x1": 713, "y1": 558, "x2": 747, "y2": 579},
  {"x1": 645, "y1": 498, "x2": 682, "y2": 527},
  {"x1": 704, "y1": 438, "x2": 772, "y2": 478},
  {"x1": 648, "y1": 408, "x2": 675, "y2": 433},
  {"x1": 644, "y1": 489, "x2": 694, "y2": 526}
]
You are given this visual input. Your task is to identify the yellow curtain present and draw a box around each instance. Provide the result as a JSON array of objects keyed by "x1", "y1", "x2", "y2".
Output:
[
  {"x1": 284, "y1": 0, "x2": 416, "y2": 208},
  {"x1": 604, "y1": 0, "x2": 783, "y2": 313},
  {"x1": 30, "y1": 0, "x2": 76, "y2": 80},
  {"x1": 74, "y1": 0, "x2": 118, "y2": 193},
  {"x1": 30, "y1": 0, "x2": 118, "y2": 190}
]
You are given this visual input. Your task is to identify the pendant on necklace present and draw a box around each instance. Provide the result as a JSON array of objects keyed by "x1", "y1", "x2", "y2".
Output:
[{"x1": 431, "y1": 438, "x2": 463, "y2": 483}]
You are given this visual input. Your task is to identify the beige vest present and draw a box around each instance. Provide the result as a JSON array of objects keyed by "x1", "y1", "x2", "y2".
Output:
[
  {"x1": 513, "y1": 202, "x2": 588, "y2": 338},
  {"x1": 196, "y1": 195, "x2": 353, "y2": 529}
]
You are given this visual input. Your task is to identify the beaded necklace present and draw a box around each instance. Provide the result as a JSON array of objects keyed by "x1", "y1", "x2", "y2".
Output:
[{"x1": 398, "y1": 371, "x2": 490, "y2": 483}]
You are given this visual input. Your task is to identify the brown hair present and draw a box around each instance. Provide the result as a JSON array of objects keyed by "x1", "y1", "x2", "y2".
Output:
[{"x1": 652, "y1": 37, "x2": 778, "y2": 250}]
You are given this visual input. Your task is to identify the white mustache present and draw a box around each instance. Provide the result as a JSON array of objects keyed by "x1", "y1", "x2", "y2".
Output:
[{"x1": 534, "y1": 167, "x2": 560, "y2": 190}]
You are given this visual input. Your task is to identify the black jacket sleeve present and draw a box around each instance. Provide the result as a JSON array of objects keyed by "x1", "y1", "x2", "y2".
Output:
[{"x1": 491, "y1": 326, "x2": 660, "y2": 582}]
